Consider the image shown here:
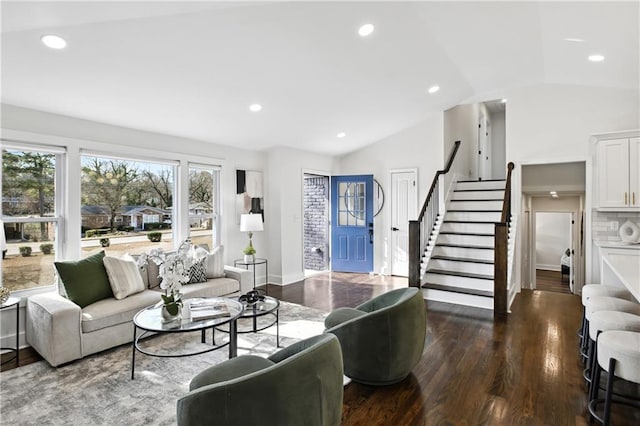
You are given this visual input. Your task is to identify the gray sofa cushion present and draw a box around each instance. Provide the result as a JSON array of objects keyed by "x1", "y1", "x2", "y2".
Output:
[
  {"x1": 81, "y1": 290, "x2": 160, "y2": 333},
  {"x1": 176, "y1": 278, "x2": 240, "y2": 299}
]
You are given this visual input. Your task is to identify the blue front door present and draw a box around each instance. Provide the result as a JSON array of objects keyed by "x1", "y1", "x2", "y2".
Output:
[{"x1": 331, "y1": 175, "x2": 374, "y2": 273}]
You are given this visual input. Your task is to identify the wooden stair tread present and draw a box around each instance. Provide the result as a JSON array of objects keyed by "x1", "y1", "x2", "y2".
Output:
[
  {"x1": 422, "y1": 283, "x2": 494, "y2": 298},
  {"x1": 454, "y1": 189, "x2": 504, "y2": 192},
  {"x1": 437, "y1": 243, "x2": 494, "y2": 250},
  {"x1": 448, "y1": 209, "x2": 501, "y2": 212},
  {"x1": 457, "y1": 179, "x2": 506, "y2": 183},
  {"x1": 443, "y1": 220, "x2": 499, "y2": 224},
  {"x1": 439, "y1": 231, "x2": 493, "y2": 237},
  {"x1": 431, "y1": 255, "x2": 494, "y2": 265},
  {"x1": 426, "y1": 269, "x2": 493, "y2": 280}
]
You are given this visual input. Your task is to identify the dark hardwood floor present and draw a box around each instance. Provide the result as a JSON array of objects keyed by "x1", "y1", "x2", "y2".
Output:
[
  {"x1": 3, "y1": 272, "x2": 638, "y2": 425},
  {"x1": 536, "y1": 269, "x2": 573, "y2": 294}
]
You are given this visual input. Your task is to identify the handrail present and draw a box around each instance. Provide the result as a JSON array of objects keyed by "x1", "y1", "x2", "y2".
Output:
[
  {"x1": 418, "y1": 141, "x2": 461, "y2": 221},
  {"x1": 500, "y1": 163, "x2": 515, "y2": 224},
  {"x1": 494, "y1": 162, "x2": 515, "y2": 318},
  {"x1": 409, "y1": 141, "x2": 461, "y2": 287}
]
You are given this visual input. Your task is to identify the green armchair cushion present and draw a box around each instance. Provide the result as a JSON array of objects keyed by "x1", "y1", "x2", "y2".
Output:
[
  {"x1": 177, "y1": 334, "x2": 344, "y2": 426},
  {"x1": 324, "y1": 287, "x2": 426, "y2": 386}
]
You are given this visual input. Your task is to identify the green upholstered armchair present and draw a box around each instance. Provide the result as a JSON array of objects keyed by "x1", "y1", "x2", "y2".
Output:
[
  {"x1": 176, "y1": 334, "x2": 344, "y2": 426},
  {"x1": 324, "y1": 287, "x2": 426, "y2": 386}
]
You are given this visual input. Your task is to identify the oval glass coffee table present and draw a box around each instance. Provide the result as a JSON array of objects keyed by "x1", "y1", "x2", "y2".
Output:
[
  {"x1": 131, "y1": 297, "x2": 244, "y2": 379},
  {"x1": 217, "y1": 294, "x2": 280, "y2": 347}
]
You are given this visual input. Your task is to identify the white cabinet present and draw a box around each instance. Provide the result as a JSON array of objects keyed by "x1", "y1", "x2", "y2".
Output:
[{"x1": 597, "y1": 137, "x2": 640, "y2": 208}]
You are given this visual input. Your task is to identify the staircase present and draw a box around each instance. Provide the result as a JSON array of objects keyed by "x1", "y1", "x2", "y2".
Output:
[{"x1": 421, "y1": 179, "x2": 506, "y2": 310}]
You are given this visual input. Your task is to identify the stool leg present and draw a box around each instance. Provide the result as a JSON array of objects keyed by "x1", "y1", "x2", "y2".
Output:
[
  {"x1": 580, "y1": 319, "x2": 590, "y2": 363},
  {"x1": 589, "y1": 362, "x2": 602, "y2": 422},
  {"x1": 588, "y1": 333, "x2": 601, "y2": 402},
  {"x1": 602, "y1": 358, "x2": 616, "y2": 426}
]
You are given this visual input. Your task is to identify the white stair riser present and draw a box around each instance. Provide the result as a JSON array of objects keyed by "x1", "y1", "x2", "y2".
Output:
[
  {"x1": 421, "y1": 289, "x2": 494, "y2": 310},
  {"x1": 452, "y1": 190, "x2": 504, "y2": 200},
  {"x1": 424, "y1": 273, "x2": 494, "y2": 292},
  {"x1": 429, "y1": 259, "x2": 494, "y2": 275},
  {"x1": 434, "y1": 246, "x2": 494, "y2": 260},
  {"x1": 438, "y1": 234, "x2": 494, "y2": 246},
  {"x1": 445, "y1": 211, "x2": 502, "y2": 221},
  {"x1": 449, "y1": 200, "x2": 503, "y2": 211},
  {"x1": 440, "y1": 222, "x2": 496, "y2": 234},
  {"x1": 456, "y1": 180, "x2": 505, "y2": 190}
]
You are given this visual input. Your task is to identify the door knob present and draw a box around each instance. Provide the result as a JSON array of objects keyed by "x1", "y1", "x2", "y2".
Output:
[{"x1": 392, "y1": 227, "x2": 399, "y2": 231}]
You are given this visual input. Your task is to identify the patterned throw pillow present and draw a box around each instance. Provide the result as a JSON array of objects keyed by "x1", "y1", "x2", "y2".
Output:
[{"x1": 188, "y1": 257, "x2": 208, "y2": 284}]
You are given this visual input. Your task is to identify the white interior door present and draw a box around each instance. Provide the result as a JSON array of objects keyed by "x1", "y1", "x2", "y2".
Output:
[
  {"x1": 478, "y1": 114, "x2": 491, "y2": 180},
  {"x1": 390, "y1": 170, "x2": 417, "y2": 276}
]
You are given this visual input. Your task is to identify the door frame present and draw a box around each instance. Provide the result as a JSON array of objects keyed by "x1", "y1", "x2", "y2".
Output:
[
  {"x1": 388, "y1": 168, "x2": 418, "y2": 277},
  {"x1": 532, "y1": 210, "x2": 574, "y2": 291},
  {"x1": 301, "y1": 168, "x2": 331, "y2": 277}
]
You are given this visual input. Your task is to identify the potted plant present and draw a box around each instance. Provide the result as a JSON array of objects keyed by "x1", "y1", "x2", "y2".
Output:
[
  {"x1": 160, "y1": 291, "x2": 183, "y2": 320},
  {"x1": 19, "y1": 246, "x2": 32, "y2": 257},
  {"x1": 40, "y1": 243, "x2": 54, "y2": 254},
  {"x1": 243, "y1": 245, "x2": 256, "y2": 263},
  {"x1": 100, "y1": 238, "x2": 110, "y2": 247}
]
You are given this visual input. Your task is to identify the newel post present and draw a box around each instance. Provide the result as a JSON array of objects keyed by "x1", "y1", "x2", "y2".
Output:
[
  {"x1": 408, "y1": 220, "x2": 421, "y2": 288},
  {"x1": 494, "y1": 223, "x2": 508, "y2": 319}
]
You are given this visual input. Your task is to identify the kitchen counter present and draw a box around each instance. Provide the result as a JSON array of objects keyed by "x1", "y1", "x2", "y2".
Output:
[
  {"x1": 600, "y1": 247, "x2": 640, "y2": 302},
  {"x1": 595, "y1": 240, "x2": 640, "y2": 250}
]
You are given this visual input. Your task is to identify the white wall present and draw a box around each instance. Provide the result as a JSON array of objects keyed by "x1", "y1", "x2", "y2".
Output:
[
  {"x1": 339, "y1": 114, "x2": 444, "y2": 274},
  {"x1": 266, "y1": 146, "x2": 338, "y2": 285},
  {"x1": 535, "y1": 212, "x2": 570, "y2": 270},
  {"x1": 443, "y1": 103, "x2": 477, "y2": 187},
  {"x1": 490, "y1": 110, "x2": 506, "y2": 179},
  {"x1": 508, "y1": 84, "x2": 640, "y2": 289}
]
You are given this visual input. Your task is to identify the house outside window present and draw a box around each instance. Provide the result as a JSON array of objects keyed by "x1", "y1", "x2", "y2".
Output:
[
  {"x1": 189, "y1": 164, "x2": 220, "y2": 249},
  {"x1": 1, "y1": 144, "x2": 63, "y2": 292},
  {"x1": 80, "y1": 153, "x2": 176, "y2": 257}
]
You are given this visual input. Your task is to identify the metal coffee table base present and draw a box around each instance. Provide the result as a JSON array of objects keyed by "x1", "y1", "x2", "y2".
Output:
[{"x1": 131, "y1": 320, "x2": 237, "y2": 380}]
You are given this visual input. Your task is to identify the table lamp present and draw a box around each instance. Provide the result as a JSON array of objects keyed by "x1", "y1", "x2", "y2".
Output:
[{"x1": 240, "y1": 213, "x2": 263, "y2": 262}]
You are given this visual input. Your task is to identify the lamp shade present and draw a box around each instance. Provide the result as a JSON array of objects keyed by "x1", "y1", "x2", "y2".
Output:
[{"x1": 240, "y1": 214, "x2": 263, "y2": 232}]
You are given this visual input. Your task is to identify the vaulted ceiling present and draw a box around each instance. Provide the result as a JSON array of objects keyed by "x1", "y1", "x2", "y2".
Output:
[{"x1": 2, "y1": 1, "x2": 638, "y2": 155}]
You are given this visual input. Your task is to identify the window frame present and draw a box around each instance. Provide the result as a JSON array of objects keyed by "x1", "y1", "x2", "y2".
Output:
[
  {"x1": 188, "y1": 163, "x2": 221, "y2": 248},
  {"x1": 1, "y1": 141, "x2": 66, "y2": 294}
]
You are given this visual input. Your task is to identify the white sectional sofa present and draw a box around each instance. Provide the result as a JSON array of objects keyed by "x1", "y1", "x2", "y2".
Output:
[{"x1": 26, "y1": 265, "x2": 252, "y2": 367}]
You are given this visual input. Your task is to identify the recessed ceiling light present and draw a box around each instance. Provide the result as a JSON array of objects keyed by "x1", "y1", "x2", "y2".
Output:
[
  {"x1": 41, "y1": 34, "x2": 67, "y2": 49},
  {"x1": 588, "y1": 54, "x2": 605, "y2": 62},
  {"x1": 249, "y1": 104, "x2": 262, "y2": 112},
  {"x1": 550, "y1": 191, "x2": 557, "y2": 195},
  {"x1": 336, "y1": 132, "x2": 346, "y2": 138},
  {"x1": 500, "y1": 98, "x2": 507, "y2": 103},
  {"x1": 563, "y1": 37, "x2": 585, "y2": 43},
  {"x1": 358, "y1": 24, "x2": 374, "y2": 37},
  {"x1": 427, "y1": 85, "x2": 440, "y2": 94}
]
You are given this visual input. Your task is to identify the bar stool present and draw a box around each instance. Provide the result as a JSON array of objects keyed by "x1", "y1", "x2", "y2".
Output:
[
  {"x1": 585, "y1": 311, "x2": 640, "y2": 400},
  {"x1": 588, "y1": 330, "x2": 640, "y2": 425},
  {"x1": 582, "y1": 297, "x2": 640, "y2": 363},
  {"x1": 579, "y1": 284, "x2": 635, "y2": 348}
]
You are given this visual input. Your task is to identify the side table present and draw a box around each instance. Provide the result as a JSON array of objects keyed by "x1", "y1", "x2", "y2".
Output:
[
  {"x1": 1, "y1": 296, "x2": 20, "y2": 366},
  {"x1": 234, "y1": 258, "x2": 268, "y2": 295}
]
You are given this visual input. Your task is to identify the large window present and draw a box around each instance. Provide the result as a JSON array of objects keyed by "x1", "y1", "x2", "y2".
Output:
[
  {"x1": 80, "y1": 154, "x2": 176, "y2": 257},
  {"x1": 188, "y1": 164, "x2": 220, "y2": 249},
  {"x1": 1, "y1": 145, "x2": 62, "y2": 291}
]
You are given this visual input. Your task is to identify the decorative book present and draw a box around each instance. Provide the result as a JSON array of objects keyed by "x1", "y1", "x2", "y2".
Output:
[{"x1": 189, "y1": 299, "x2": 230, "y2": 321}]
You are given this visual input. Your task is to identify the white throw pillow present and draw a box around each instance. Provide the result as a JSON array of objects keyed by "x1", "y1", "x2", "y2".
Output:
[
  {"x1": 103, "y1": 255, "x2": 146, "y2": 300},
  {"x1": 205, "y1": 245, "x2": 225, "y2": 278}
]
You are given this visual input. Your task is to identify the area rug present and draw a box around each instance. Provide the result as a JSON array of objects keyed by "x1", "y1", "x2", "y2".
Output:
[{"x1": 0, "y1": 301, "x2": 328, "y2": 425}]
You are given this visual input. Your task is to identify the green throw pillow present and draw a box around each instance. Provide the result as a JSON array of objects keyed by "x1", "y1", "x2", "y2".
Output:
[{"x1": 54, "y1": 251, "x2": 114, "y2": 308}]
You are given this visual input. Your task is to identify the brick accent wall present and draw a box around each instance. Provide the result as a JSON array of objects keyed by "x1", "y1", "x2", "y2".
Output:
[{"x1": 303, "y1": 176, "x2": 328, "y2": 271}]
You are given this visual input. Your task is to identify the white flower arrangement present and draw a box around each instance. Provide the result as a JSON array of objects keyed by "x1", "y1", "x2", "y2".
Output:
[{"x1": 137, "y1": 240, "x2": 200, "y2": 313}]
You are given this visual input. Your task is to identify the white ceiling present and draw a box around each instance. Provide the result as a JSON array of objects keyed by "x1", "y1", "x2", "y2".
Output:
[{"x1": 2, "y1": 1, "x2": 638, "y2": 156}]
